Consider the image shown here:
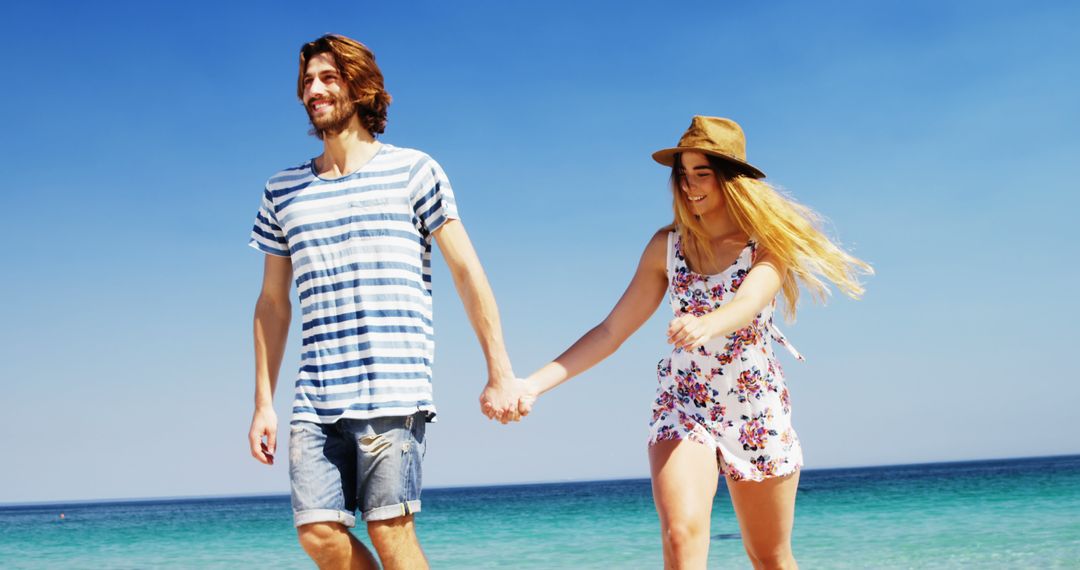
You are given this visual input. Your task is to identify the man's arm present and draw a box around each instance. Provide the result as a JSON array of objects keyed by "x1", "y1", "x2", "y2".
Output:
[
  {"x1": 432, "y1": 219, "x2": 525, "y2": 424},
  {"x1": 248, "y1": 254, "x2": 293, "y2": 465}
]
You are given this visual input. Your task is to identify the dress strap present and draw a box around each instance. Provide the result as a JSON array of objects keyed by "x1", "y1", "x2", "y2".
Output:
[
  {"x1": 769, "y1": 323, "x2": 805, "y2": 362},
  {"x1": 666, "y1": 231, "x2": 681, "y2": 314},
  {"x1": 666, "y1": 230, "x2": 676, "y2": 281}
]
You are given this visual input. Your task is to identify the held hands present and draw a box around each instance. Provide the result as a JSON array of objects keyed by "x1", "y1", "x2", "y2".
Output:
[
  {"x1": 248, "y1": 406, "x2": 278, "y2": 465},
  {"x1": 479, "y1": 377, "x2": 539, "y2": 424},
  {"x1": 667, "y1": 313, "x2": 721, "y2": 352}
]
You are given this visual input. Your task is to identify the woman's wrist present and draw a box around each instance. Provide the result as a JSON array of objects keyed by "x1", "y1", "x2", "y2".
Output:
[
  {"x1": 523, "y1": 374, "x2": 544, "y2": 396},
  {"x1": 703, "y1": 309, "x2": 728, "y2": 343}
]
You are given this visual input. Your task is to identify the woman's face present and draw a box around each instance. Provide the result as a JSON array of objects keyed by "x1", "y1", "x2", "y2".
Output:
[{"x1": 677, "y1": 151, "x2": 724, "y2": 216}]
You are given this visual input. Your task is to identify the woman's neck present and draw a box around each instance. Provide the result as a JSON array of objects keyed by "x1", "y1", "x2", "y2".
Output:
[{"x1": 697, "y1": 210, "x2": 747, "y2": 242}]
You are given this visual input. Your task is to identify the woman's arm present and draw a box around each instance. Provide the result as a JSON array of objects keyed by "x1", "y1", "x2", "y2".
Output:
[
  {"x1": 666, "y1": 249, "x2": 785, "y2": 351},
  {"x1": 523, "y1": 230, "x2": 670, "y2": 401}
]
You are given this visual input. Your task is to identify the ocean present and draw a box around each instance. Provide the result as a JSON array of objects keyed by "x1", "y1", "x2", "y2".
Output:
[{"x1": 2, "y1": 455, "x2": 1078, "y2": 569}]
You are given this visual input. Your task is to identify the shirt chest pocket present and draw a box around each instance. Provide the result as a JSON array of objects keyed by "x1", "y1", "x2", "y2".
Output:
[{"x1": 345, "y1": 198, "x2": 399, "y2": 241}]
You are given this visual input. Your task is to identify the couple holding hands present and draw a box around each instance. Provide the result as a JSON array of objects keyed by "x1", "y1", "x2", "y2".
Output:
[{"x1": 248, "y1": 34, "x2": 870, "y2": 570}]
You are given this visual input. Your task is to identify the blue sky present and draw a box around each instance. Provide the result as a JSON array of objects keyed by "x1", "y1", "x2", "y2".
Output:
[{"x1": 1, "y1": 0, "x2": 1077, "y2": 503}]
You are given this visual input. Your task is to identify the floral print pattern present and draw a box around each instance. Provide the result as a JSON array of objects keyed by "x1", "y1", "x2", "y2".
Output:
[{"x1": 648, "y1": 232, "x2": 804, "y2": 482}]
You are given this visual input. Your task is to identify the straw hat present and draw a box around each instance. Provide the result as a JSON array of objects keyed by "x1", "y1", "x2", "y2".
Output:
[{"x1": 651, "y1": 116, "x2": 765, "y2": 179}]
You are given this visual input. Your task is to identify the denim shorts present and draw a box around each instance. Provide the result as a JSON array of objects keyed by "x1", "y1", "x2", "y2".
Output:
[{"x1": 289, "y1": 412, "x2": 426, "y2": 527}]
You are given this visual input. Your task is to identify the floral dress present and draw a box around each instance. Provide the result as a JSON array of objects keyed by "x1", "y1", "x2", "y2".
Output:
[{"x1": 648, "y1": 231, "x2": 805, "y2": 482}]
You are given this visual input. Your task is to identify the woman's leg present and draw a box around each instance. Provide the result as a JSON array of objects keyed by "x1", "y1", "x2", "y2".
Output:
[
  {"x1": 725, "y1": 470, "x2": 800, "y2": 570},
  {"x1": 649, "y1": 439, "x2": 720, "y2": 570}
]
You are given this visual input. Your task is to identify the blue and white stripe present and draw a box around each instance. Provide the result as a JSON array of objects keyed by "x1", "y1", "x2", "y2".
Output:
[{"x1": 249, "y1": 144, "x2": 458, "y2": 424}]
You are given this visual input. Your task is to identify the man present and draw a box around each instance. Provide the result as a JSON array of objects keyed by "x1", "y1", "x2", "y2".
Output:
[{"x1": 247, "y1": 34, "x2": 527, "y2": 569}]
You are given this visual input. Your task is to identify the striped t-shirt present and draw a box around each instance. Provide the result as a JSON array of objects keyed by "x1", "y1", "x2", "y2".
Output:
[{"x1": 249, "y1": 144, "x2": 458, "y2": 424}]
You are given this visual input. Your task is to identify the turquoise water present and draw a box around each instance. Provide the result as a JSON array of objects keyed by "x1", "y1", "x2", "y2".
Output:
[{"x1": 2, "y1": 455, "x2": 1078, "y2": 568}]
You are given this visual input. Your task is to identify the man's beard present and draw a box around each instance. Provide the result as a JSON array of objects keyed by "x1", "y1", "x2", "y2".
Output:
[{"x1": 306, "y1": 93, "x2": 358, "y2": 138}]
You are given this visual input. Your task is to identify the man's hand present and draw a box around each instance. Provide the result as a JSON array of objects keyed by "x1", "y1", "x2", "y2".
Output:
[
  {"x1": 479, "y1": 378, "x2": 533, "y2": 424},
  {"x1": 248, "y1": 406, "x2": 278, "y2": 465}
]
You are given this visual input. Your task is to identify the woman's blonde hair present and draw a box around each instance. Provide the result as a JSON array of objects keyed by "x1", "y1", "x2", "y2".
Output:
[{"x1": 672, "y1": 154, "x2": 873, "y2": 320}]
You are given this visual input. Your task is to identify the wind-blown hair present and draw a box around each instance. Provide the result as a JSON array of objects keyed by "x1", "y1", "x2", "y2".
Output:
[
  {"x1": 671, "y1": 154, "x2": 873, "y2": 320},
  {"x1": 297, "y1": 34, "x2": 392, "y2": 137}
]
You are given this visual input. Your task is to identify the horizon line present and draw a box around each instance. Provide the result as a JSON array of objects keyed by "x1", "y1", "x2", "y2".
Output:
[{"x1": 3, "y1": 452, "x2": 1076, "y2": 509}]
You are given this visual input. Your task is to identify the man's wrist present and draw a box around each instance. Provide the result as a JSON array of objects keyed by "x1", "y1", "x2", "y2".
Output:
[
  {"x1": 485, "y1": 374, "x2": 515, "y2": 388},
  {"x1": 485, "y1": 358, "x2": 515, "y2": 385}
]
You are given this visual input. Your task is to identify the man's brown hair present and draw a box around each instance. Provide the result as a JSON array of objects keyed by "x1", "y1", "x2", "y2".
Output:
[{"x1": 298, "y1": 34, "x2": 392, "y2": 136}]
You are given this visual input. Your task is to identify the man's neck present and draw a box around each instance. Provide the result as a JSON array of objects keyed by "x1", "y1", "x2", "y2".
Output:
[{"x1": 316, "y1": 124, "x2": 381, "y2": 178}]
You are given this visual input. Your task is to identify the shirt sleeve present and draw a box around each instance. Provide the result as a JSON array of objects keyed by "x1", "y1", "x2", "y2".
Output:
[
  {"x1": 409, "y1": 156, "x2": 460, "y2": 237},
  {"x1": 248, "y1": 186, "x2": 290, "y2": 257}
]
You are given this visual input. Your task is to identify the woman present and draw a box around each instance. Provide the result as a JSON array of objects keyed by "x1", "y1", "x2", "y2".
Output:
[{"x1": 517, "y1": 116, "x2": 872, "y2": 569}]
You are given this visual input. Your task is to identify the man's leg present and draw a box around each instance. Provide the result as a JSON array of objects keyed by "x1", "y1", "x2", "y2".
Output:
[
  {"x1": 298, "y1": 522, "x2": 378, "y2": 570},
  {"x1": 290, "y1": 421, "x2": 369, "y2": 568},
  {"x1": 353, "y1": 412, "x2": 428, "y2": 569},
  {"x1": 368, "y1": 514, "x2": 427, "y2": 570}
]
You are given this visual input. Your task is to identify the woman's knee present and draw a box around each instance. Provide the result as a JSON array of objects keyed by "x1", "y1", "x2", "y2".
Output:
[
  {"x1": 744, "y1": 541, "x2": 795, "y2": 570},
  {"x1": 662, "y1": 519, "x2": 709, "y2": 552}
]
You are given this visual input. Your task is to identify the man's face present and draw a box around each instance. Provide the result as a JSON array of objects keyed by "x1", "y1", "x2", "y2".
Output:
[{"x1": 302, "y1": 53, "x2": 357, "y2": 136}]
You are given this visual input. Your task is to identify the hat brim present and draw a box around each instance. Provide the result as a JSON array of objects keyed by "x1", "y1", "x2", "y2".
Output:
[{"x1": 651, "y1": 147, "x2": 766, "y2": 179}]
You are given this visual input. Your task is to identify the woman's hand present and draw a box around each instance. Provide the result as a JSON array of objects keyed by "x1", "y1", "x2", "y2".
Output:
[
  {"x1": 517, "y1": 377, "x2": 541, "y2": 416},
  {"x1": 667, "y1": 313, "x2": 721, "y2": 351},
  {"x1": 666, "y1": 254, "x2": 785, "y2": 352}
]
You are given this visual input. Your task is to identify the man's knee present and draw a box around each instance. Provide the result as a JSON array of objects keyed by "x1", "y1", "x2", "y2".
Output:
[
  {"x1": 297, "y1": 522, "x2": 352, "y2": 556},
  {"x1": 366, "y1": 514, "x2": 416, "y2": 548},
  {"x1": 367, "y1": 514, "x2": 428, "y2": 569}
]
